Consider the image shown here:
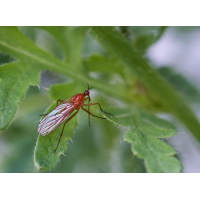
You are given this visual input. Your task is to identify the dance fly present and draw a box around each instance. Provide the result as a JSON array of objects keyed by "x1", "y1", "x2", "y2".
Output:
[{"x1": 37, "y1": 84, "x2": 113, "y2": 153}]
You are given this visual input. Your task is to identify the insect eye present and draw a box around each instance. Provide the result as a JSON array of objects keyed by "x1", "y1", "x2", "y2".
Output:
[{"x1": 84, "y1": 90, "x2": 89, "y2": 96}]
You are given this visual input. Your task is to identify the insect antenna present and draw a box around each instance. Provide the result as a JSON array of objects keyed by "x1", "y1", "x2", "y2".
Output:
[{"x1": 87, "y1": 82, "x2": 93, "y2": 91}]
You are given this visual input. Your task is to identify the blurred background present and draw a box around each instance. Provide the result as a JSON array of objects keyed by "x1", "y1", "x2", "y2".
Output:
[
  {"x1": 147, "y1": 27, "x2": 200, "y2": 172},
  {"x1": 0, "y1": 26, "x2": 200, "y2": 172}
]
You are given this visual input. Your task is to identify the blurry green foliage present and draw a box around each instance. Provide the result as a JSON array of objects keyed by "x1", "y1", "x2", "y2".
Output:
[
  {"x1": 0, "y1": 26, "x2": 199, "y2": 172},
  {"x1": 157, "y1": 67, "x2": 200, "y2": 104}
]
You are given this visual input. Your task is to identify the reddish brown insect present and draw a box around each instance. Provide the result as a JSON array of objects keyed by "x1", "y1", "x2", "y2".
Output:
[{"x1": 37, "y1": 83, "x2": 113, "y2": 153}]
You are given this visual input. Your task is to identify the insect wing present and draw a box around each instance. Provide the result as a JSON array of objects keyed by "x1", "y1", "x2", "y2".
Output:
[{"x1": 37, "y1": 102, "x2": 75, "y2": 136}]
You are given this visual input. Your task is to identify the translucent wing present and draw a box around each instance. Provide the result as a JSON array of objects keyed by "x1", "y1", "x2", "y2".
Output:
[{"x1": 37, "y1": 101, "x2": 76, "y2": 136}]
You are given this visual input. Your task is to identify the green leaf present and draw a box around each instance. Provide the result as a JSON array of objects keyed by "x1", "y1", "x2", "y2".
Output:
[
  {"x1": 0, "y1": 27, "x2": 82, "y2": 130},
  {"x1": 0, "y1": 26, "x2": 59, "y2": 130},
  {"x1": 0, "y1": 61, "x2": 40, "y2": 130},
  {"x1": 104, "y1": 108, "x2": 183, "y2": 172}
]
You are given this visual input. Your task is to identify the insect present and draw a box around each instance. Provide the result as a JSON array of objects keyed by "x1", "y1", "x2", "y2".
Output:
[{"x1": 37, "y1": 83, "x2": 113, "y2": 153}]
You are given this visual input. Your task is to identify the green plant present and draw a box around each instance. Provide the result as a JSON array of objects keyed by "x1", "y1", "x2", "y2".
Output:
[{"x1": 0, "y1": 26, "x2": 199, "y2": 172}]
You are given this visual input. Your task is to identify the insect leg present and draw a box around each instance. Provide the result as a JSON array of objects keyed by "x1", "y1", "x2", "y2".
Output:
[
  {"x1": 84, "y1": 97, "x2": 91, "y2": 127},
  {"x1": 88, "y1": 97, "x2": 91, "y2": 128},
  {"x1": 84, "y1": 97, "x2": 89, "y2": 101},
  {"x1": 56, "y1": 99, "x2": 64, "y2": 106},
  {"x1": 39, "y1": 114, "x2": 48, "y2": 117},
  {"x1": 81, "y1": 107, "x2": 106, "y2": 119},
  {"x1": 54, "y1": 109, "x2": 79, "y2": 153},
  {"x1": 83, "y1": 103, "x2": 114, "y2": 117}
]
